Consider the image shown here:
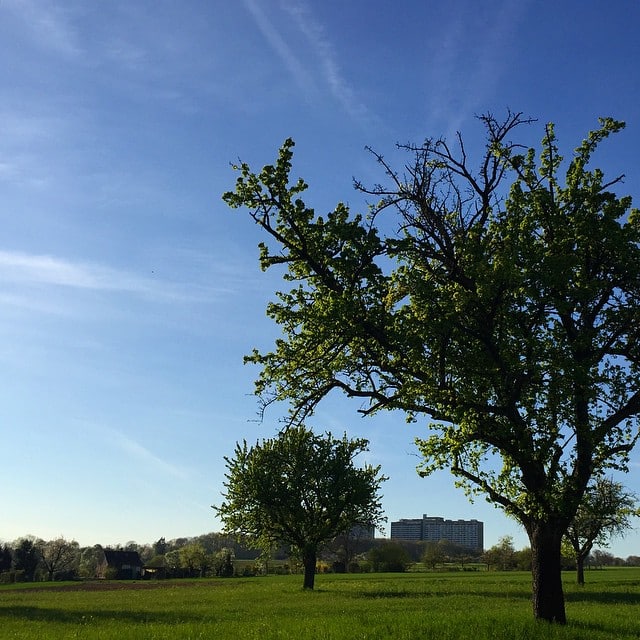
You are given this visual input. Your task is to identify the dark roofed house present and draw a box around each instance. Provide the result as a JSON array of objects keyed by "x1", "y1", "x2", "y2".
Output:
[{"x1": 99, "y1": 549, "x2": 143, "y2": 580}]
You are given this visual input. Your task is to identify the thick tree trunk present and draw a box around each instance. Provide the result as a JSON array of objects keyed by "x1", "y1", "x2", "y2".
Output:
[
  {"x1": 302, "y1": 549, "x2": 317, "y2": 590},
  {"x1": 529, "y1": 523, "x2": 566, "y2": 624}
]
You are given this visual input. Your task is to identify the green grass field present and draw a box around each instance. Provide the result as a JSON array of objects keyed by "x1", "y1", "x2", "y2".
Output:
[{"x1": 1, "y1": 569, "x2": 639, "y2": 639}]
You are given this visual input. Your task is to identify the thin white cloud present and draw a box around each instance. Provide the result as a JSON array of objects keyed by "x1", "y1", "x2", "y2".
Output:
[
  {"x1": 242, "y1": 0, "x2": 316, "y2": 95},
  {"x1": 0, "y1": 110, "x2": 77, "y2": 188},
  {"x1": 281, "y1": 0, "x2": 374, "y2": 124},
  {"x1": 105, "y1": 427, "x2": 190, "y2": 481},
  {"x1": 0, "y1": 290, "x2": 75, "y2": 317},
  {"x1": 242, "y1": 0, "x2": 375, "y2": 125},
  {"x1": 0, "y1": 250, "x2": 225, "y2": 304},
  {"x1": 2, "y1": 0, "x2": 81, "y2": 57}
]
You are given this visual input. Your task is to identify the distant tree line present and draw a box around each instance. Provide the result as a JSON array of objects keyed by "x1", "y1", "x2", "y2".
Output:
[
  {"x1": 1, "y1": 532, "x2": 638, "y2": 585},
  {"x1": 0, "y1": 533, "x2": 260, "y2": 583},
  {"x1": 480, "y1": 535, "x2": 640, "y2": 574}
]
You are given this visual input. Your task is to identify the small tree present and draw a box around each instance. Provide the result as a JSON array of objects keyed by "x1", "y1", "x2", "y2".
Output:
[
  {"x1": 326, "y1": 527, "x2": 374, "y2": 572},
  {"x1": 214, "y1": 425, "x2": 386, "y2": 589},
  {"x1": 213, "y1": 548, "x2": 235, "y2": 577},
  {"x1": 78, "y1": 545, "x2": 103, "y2": 579},
  {"x1": 484, "y1": 536, "x2": 517, "y2": 571},
  {"x1": 514, "y1": 547, "x2": 533, "y2": 571},
  {"x1": 500, "y1": 536, "x2": 517, "y2": 571},
  {"x1": 0, "y1": 544, "x2": 12, "y2": 574},
  {"x1": 153, "y1": 537, "x2": 168, "y2": 556},
  {"x1": 564, "y1": 478, "x2": 639, "y2": 585},
  {"x1": 436, "y1": 540, "x2": 476, "y2": 569},
  {"x1": 591, "y1": 549, "x2": 615, "y2": 568},
  {"x1": 368, "y1": 541, "x2": 411, "y2": 572},
  {"x1": 179, "y1": 543, "x2": 209, "y2": 578},
  {"x1": 13, "y1": 538, "x2": 40, "y2": 581},
  {"x1": 422, "y1": 541, "x2": 446, "y2": 569},
  {"x1": 164, "y1": 550, "x2": 182, "y2": 577}
]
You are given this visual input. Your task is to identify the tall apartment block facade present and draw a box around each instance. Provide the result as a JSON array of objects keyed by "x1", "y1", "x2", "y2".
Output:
[{"x1": 390, "y1": 514, "x2": 484, "y2": 551}]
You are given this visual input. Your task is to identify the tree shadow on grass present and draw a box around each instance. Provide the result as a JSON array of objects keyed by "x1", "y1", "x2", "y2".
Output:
[
  {"x1": 350, "y1": 591, "x2": 428, "y2": 600},
  {"x1": 353, "y1": 587, "x2": 640, "y2": 606},
  {"x1": 566, "y1": 589, "x2": 640, "y2": 605},
  {"x1": 0, "y1": 605, "x2": 206, "y2": 625},
  {"x1": 567, "y1": 619, "x2": 640, "y2": 640},
  {"x1": 350, "y1": 588, "x2": 532, "y2": 601}
]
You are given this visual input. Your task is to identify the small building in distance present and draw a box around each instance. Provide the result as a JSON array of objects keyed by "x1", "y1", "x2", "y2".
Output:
[
  {"x1": 390, "y1": 514, "x2": 483, "y2": 551},
  {"x1": 98, "y1": 549, "x2": 143, "y2": 579}
]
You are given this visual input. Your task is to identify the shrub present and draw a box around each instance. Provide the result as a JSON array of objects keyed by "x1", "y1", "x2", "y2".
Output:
[{"x1": 368, "y1": 542, "x2": 411, "y2": 572}]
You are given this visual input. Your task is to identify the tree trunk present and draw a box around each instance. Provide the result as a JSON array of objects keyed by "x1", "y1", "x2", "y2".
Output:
[
  {"x1": 302, "y1": 548, "x2": 317, "y2": 590},
  {"x1": 528, "y1": 523, "x2": 566, "y2": 624},
  {"x1": 574, "y1": 543, "x2": 592, "y2": 586},
  {"x1": 576, "y1": 555, "x2": 585, "y2": 586}
]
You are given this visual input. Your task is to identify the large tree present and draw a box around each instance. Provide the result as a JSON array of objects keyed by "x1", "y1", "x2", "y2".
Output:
[
  {"x1": 223, "y1": 112, "x2": 640, "y2": 622},
  {"x1": 214, "y1": 425, "x2": 386, "y2": 589},
  {"x1": 564, "y1": 477, "x2": 639, "y2": 585},
  {"x1": 37, "y1": 537, "x2": 79, "y2": 581}
]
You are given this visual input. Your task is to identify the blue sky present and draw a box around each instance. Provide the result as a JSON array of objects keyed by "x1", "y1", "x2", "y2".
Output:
[{"x1": 1, "y1": 0, "x2": 639, "y2": 556}]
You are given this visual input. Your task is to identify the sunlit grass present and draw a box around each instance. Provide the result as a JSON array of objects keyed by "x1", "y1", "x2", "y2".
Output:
[{"x1": 1, "y1": 569, "x2": 639, "y2": 639}]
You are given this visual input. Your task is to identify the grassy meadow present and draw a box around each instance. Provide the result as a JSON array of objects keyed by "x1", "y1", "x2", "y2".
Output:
[{"x1": 1, "y1": 568, "x2": 639, "y2": 639}]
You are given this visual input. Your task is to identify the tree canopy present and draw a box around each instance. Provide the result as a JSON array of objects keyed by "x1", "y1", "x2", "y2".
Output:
[
  {"x1": 223, "y1": 112, "x2": 640, "y2": 621},
  {"x1": 36, "y1": 537, "x2": 79, "y2": 582},
  {"x1": 213, "y1": 425, "x2": 386, "y2": 589}
]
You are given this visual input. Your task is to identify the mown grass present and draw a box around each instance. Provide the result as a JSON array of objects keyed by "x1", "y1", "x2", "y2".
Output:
[{"x1": 1, "y1": 569, "x2": 639, "y2": 639}]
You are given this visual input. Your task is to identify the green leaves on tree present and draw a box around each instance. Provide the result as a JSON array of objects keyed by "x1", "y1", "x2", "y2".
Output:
[{"x1": 223, "y1": 111, "x2": 640, "y2": 620}]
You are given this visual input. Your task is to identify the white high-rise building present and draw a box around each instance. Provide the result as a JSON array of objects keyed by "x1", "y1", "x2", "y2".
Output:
[{"x1": 390, "y1": 514, "x2": 484, "y2": 551}]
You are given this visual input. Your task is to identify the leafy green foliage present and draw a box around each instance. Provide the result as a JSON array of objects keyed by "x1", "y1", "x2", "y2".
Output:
[
  {"x1": 483, "y1": 536, "x2": 517, "y2": 571},
  {"x1": 224, "y1": 112, "x2": 640, "y2": 620},
  {"x1": 368, "y1": 541, "x2": 411, "y2": 572},
  {"x1": 214, "y1": 425, "x2": 386, "y2": 588},
  {"x1": 212, "y1": 548, "x2": 235, "y2": 577},
  {"x1": 565, "y1": 478, "x2": 639, "y2": 583},
  {"x1": 36, "y1": 537, "x2": 79, "y2": 582},
  {"x1": 178, "y1": 543, "x2": 209, "y2": 577}
]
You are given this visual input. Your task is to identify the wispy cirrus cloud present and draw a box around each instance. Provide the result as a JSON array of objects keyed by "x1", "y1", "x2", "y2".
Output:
[
  {"x1": 2, "y1": 0, "x2": 81, "y2": 57},
  {"x1": 0, "y1": 250, "x2": 225, "y2": 304},
  {"x1": 103, "y1": 427, "x2": 190, "y2": 481},
  {"x1": 242, "y1": 0, "x2": 375, "y2": 125},
  {"x1": 281, "y1": 0, "x2": 375, "y2": 124},
  {"x1": 242, "y1": 0, "x2": 316, "y2": 95}
]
